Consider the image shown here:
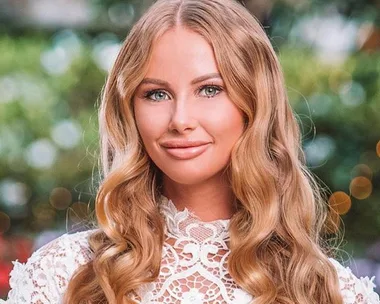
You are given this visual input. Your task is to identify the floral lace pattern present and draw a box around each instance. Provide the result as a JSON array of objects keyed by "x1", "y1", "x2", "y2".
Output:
[
  {"x1": 130, "y1": 195, "x2": 253, "y2": 303},
  {"x1": 2, "y1": 230, "x2": 93, "y2": 304},
  {"x1": 329, "y1": 258, "x2": 379, "y2": 304},
  {"x1": 1, "y1": 195, "x2": 379, "y2": 303}
]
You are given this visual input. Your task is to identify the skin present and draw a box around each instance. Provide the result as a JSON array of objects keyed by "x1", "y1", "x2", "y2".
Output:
[{"x1": 134, "y1": 26, "x2": 245, "y2": 221}]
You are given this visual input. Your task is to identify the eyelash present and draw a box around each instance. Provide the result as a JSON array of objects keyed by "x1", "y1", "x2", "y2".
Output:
[{"x1": 142, "y1": 83, "x2": 223, "y2": 102}]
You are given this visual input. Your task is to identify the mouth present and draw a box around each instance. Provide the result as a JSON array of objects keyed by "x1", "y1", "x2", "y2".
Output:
[{"x1": 162, "y1": 143, "x2": 211, "y2": 160}]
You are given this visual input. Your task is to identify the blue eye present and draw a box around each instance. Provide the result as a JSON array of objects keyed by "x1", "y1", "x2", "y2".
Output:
[
  {"x1": 199, "y1": 85, "x2": 222, "y2": 98},
  {"x1": 142, "y1": 84, "x2": 223, "y2": 102},
  {"x1": 143, "y1": 90, "x2": 169, "y2": 102}
]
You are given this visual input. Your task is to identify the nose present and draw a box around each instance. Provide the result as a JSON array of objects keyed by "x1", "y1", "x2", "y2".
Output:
[{"x1": 168, "y1": 98, "x2": 198, "y2": 134}]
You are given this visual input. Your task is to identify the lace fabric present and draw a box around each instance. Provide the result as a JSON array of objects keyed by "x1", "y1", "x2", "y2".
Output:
[
  {"x1": 130, "y1": 195, "x2": 252, "y2": 303},
  {"x1": 2, "y1": 195, "x2": 379, "y2": 303}
]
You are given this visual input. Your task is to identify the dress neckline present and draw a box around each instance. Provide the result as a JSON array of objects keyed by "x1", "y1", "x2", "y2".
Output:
[{"x1": 158, "y1": 194, "x2": 231, "y2": 242}]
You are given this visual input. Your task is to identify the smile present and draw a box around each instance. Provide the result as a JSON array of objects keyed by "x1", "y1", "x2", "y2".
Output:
[{"x1": 163, "y1": 143, "x2": 210, "y2": 160}]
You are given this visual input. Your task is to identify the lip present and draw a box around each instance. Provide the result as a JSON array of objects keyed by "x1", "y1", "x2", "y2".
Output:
[
  {"x1": 160, "y1": 140, "x2": 211, "y2": 148},
  {"x1": 161, "y1": 142, "x2": 211, "y2": 160}
]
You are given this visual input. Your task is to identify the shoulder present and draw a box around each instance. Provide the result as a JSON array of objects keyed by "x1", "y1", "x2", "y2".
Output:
[
  {"x1": 329, "y1": 257, "x2": 380, "y2": 304},
  {"x1": 4, "y1": 229, "x2": 96, "y2": 304},
  {"x1": 19, "y1": 228, "x2": 95, "y2": 272}
]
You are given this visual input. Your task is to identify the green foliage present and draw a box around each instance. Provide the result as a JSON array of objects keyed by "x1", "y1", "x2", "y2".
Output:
[
  {"x1": 0, "y1": 34, "x2": 103, "y2": 233},
  {"x1": 279, "y1": 46, "x2": 380, "y2": 250}
]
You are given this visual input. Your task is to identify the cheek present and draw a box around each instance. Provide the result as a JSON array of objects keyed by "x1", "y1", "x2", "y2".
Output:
[
  {"x1": 134, "y1": 104, "x2": 173, "y2": 162},
  {"x1": 203, "y1": 101, "x2": 244, "y2": 142},
  {"x1": 134, "y1": 104, "x2": 165, "y2": 142},
  {"x1": 134, "y1": 106, "x2": 155, "y2": 154}
]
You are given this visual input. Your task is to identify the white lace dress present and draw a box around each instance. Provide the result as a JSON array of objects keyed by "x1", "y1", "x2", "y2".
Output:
[{"x1": 2, "y1": 196, "x2": 379, "y2": 304}]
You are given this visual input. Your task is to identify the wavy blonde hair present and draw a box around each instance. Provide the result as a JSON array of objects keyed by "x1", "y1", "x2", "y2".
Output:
[{"x1": 64, "y1": 0, "x2": 344, "y2": 303}]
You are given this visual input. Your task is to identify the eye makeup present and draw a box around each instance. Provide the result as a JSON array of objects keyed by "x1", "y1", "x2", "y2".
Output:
[{"x1": 142, "y1": 83, "x2": 224, "y2": 102}]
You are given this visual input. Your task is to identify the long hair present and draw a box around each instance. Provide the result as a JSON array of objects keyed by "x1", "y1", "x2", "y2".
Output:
[{"x1": 64, "y1": 0, "x2": 344, "y2": 303}]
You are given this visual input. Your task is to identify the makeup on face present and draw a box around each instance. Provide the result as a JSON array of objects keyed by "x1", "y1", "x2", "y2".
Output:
[{"x1": 134, "y1": 27, "x2": 244, "y2": 186}]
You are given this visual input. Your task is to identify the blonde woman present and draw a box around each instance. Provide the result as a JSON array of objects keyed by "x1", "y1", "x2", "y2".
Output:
[{"x1": 2, "y1": 0, "x2": 379, "y2": 303}]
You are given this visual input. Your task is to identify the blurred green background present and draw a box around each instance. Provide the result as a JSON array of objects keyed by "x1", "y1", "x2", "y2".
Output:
[{"x1": 0, "y1": 0, "x2": 379, "y2": 298}]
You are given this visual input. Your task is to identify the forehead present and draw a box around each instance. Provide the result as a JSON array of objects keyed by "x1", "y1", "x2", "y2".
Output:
[{"x1": 145, "y1": 27, "x2": 219, "y2": 78}]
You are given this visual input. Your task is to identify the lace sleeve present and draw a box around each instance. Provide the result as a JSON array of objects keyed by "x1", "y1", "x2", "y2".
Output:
[
  {"x1": 329, "y1": 258, "x2": 380, "y2": 304},
  {"x1": 2, "y1": 230, "x2": 94, "y2": 304}
]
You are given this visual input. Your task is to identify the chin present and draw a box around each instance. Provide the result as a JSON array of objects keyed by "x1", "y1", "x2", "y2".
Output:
[
  {"x1": 165, "y1": 175, "x2": 207, "y2": 186},
  {"x1": 160, "y1": 165, "x2": 224, "y2": 186}
]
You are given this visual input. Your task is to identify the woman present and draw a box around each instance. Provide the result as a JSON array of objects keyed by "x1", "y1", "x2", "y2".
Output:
[{"x1": 2, "y1": 0, "x2": 379, "y2": 303}]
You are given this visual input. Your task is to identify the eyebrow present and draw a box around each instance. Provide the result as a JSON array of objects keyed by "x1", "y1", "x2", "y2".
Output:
[{"x1": 140, "y1": 72, "x2": 222, "y2": 86}]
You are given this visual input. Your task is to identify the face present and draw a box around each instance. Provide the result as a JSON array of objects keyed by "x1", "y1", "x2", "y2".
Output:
[{"x1": 133, "y1": 26, "x2": 244, "y2": 185}]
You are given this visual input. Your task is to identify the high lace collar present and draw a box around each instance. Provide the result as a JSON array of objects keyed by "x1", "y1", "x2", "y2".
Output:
[{"x1": 158, "y1": 194, "x2": 230, "y2": 242}]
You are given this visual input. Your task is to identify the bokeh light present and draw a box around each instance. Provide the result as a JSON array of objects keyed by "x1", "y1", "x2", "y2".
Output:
[
  {"x1": 0, "y1": 76, "x2": 19, "y2": 104},
  {"x1": 1, "y1": 124, "x2": 25, "y2": 165},
  {"x1": 108, "y1": 3, "x2": 135, "y2": 27},
  {"x1": 41, "y1": 30, "x2": 84, "y2": 75},
  {"x1": 304, "y1": 135, "x2": 336, "y2": 167},
  {"x1": 339, "y1": 81, "x2": 366, "y2": 107},
  {"x1": 28, "y1": 0, "x2": 92, "y2": 27},
  {"x1": 32, "y1": 202, "x2": 56, "y2": 227},
  {"x1": 52, "y1": 30, "x2": 83, "y2": 59},
  {"x1": 92, "y1": 33, "x2": 121, "y2": 72},
  {"x1": 293, "y1": 13, "x2": 358, "y2": 64},
  {"x1": 308, "y1": 93, "x2": 333, "y2": 117},
  {"x1": 376, "y1": 140, "x2": 380, "y2": 158},
  {"x1": 350, "y1": 176, "x2": 372, "y2": 200},
  {"x1": 24, "y1": 139, "x2": 58, "y2": 169},
  {"x1": 18, "y1": 74, "x2": 51, "y2": 106},
  {"x1": 359, "y1": 151, "x2": 380, "y2": 173},
  {"x1": 328, "y1": 191, "x2": 352, "y2": 215},
  {"x1": 41, "y1": 46, "x2": 71, "y2": 75},
  {"x1": 49, "y1": 187, "x2": 72, "y2": 210},
  {"x1": 0, "y1": 179, "x2": 31, "y2": 208},
  {"x1": 51, "y1": 119, "x2": 82, "y2": 149},
  {"x1": 68, "y1": 202, "x2": 89, "y2": 224},
  {"x1": 351, "y1": 164, "x2": 373, "y2": 180},
  {"x1": 0, "y1": 212, "x2": 11, "y2": 234},
  {"x1": 328, "y1": 69, "x2": 352, "y2": 93}
]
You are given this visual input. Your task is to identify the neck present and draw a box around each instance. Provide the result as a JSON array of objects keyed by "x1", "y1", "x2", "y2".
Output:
[{"x1": 161, "y1": 172, "x2": 236, "y2": 222}]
